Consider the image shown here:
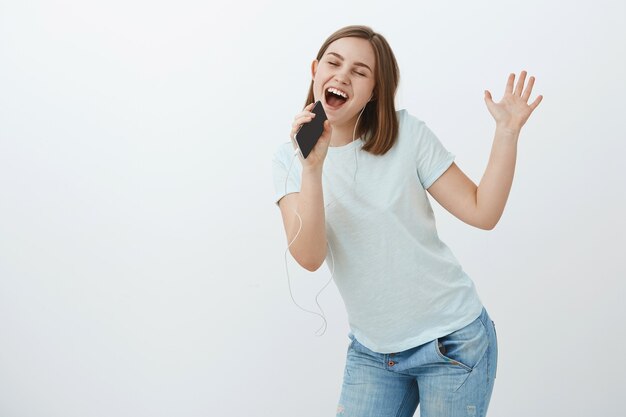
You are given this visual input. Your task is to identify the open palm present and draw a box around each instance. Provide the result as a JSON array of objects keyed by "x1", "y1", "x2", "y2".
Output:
[{"x1": 485, "y1": 71, "x2": 543, "y2": 131}]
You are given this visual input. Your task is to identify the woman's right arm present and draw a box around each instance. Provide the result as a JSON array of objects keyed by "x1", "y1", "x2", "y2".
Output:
[
  {"x1": 278, "y1": 166, "x2": 327, "y2": 271},
  {"x1": 278, "y1": 104, "x2": 332, "y2": 271}
]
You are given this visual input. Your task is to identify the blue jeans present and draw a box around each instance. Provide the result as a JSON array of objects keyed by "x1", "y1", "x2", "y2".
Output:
[{"x1": 336, "y1": 307, "x2": 498, "y2": 417}]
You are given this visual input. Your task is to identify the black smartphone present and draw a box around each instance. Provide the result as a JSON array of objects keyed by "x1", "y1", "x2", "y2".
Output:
[{"x1": 294, "y1": 101, "x2": 327, "y2": 159}]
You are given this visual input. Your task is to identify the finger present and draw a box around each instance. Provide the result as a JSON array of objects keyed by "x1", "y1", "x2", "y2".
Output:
[
  {"x1": 290, "y1": 115, "x2": 316, "y2": 140},
  {"x1": 515, "y1": 70, "x2": 527, "y2": 96},
  {"x1": 505, "y1": 73, "x2": 515, "y2": 95},
  {"x1": 522, "y1": 75, "x2": 535, "y2": 102},
  {"x1": 294, "y1": 110, "x2": 316, "y2": 122},
  {"x1": 528, "y1": 94, "x2": 543, "y2": 111},
  {"x1": 292, "y1": 114, "x2": 315, "y2": 128}
]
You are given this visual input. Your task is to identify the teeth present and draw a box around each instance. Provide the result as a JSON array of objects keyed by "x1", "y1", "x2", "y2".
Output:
[{"x1": 327, "y1": 87, "x2": 348, "y2": 99}]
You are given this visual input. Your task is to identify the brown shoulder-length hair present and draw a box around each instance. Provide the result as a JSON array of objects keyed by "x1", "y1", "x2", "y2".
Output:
[{"x1": 304, "y1": 25, "x2": 400, "y2": 155}]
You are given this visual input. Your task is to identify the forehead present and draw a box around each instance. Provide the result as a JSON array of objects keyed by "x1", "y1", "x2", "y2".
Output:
[{"x1": 323, "y1": 37, "x2": 375, "y2": 68}]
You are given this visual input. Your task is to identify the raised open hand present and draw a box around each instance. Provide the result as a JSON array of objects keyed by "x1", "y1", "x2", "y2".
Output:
[{"x1": 484, "y1": 71, "x2": 543, "y2": 132}]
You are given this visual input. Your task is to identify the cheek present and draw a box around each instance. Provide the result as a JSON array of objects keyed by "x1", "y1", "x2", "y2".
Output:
[{"x1": 313, "y1": 79, "x2": 326, "y2": 99}]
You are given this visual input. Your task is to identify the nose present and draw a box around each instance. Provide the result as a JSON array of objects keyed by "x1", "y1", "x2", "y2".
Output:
[{"x1": 334, "y1": 69, "x2": 350, "y2": 85}]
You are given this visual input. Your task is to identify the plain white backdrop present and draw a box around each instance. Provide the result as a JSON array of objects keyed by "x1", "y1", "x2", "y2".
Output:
[{"x1": 1, "y1": 0, "x2": 625, "y2": 416}]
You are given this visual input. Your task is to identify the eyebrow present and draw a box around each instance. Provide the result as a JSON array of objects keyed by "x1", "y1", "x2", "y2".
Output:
[{"x1": 326, "y1": 52, "x2": 373, "y2": 73}]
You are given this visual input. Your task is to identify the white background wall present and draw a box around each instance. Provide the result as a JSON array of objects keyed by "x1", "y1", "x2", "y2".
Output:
[{"x1": 1, "y1": 0, "x2": 624, "y2": 416}]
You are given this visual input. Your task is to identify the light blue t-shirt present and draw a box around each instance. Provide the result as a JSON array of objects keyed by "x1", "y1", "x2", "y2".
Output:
[{"x1": 272, "y1": 109, "x2": 483, "y2": 353}]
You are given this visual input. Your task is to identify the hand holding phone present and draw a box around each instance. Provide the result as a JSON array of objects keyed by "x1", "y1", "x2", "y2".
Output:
[{"x1": 294, "y1": 101, "x2": 328, "y2": 159}]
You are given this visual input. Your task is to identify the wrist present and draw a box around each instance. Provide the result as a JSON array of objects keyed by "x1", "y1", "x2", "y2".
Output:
[
  {"x1": 302, "y1": 165, "x2": 323, "y2": 177},
  {"x1": 495, "y1": 121, "x2": 522, "y2": 135},
  {"x1": 495, "y1": 124, "x2": 521, "y2": 138}
]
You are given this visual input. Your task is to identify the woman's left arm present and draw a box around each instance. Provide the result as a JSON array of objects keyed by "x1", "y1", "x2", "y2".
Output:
[{"x1": 427, "y1": 70, "x2": 543, "y2": 230}]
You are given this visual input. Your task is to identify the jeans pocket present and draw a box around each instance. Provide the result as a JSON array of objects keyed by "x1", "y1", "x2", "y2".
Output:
[
  {"x1": 435, "y1": 317, "x2": 489, "y2": 372},
  {"x1": 348, "y1": 333, "x2": 369, "y2": 355}
]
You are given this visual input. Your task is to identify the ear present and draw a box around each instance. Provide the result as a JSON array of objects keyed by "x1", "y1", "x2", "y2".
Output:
[{"x1": 311, "y1": 60, "x2": 318, "y2": 79}]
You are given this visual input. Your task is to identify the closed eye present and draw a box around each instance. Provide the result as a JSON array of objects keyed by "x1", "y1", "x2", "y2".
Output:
[{"x1": 327, "y1": 61, "x2": 366, "y2": 77}]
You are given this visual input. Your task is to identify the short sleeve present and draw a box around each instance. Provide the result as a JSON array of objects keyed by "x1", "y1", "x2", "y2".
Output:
[
  {"x1": 272, "y1": 143, "x2": 302, "y2": 206},
  {"x1": 412, "y1": 117, "x2": 456, "y2": 189}
]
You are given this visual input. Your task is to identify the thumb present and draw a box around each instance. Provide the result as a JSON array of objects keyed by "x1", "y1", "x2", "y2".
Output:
[
  {"x1": 319, "y1": 120, "x2": 332, "y2": 141},
  {"x1": 323, "y1": 119, "x2": 332, "y2": 133},
  {"x1": 484, "y1": 90, "x2": 493, "y2": 103}
]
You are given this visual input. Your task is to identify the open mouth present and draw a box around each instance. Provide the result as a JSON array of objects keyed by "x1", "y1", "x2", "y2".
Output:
[{"x1": 324, "y1": 88, "x2": 348, "y2": 109}]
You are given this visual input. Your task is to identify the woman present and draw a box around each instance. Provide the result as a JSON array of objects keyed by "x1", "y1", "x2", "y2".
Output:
[{"x1": 271, "y1": 24, "x2": 542, "y2": 417}]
